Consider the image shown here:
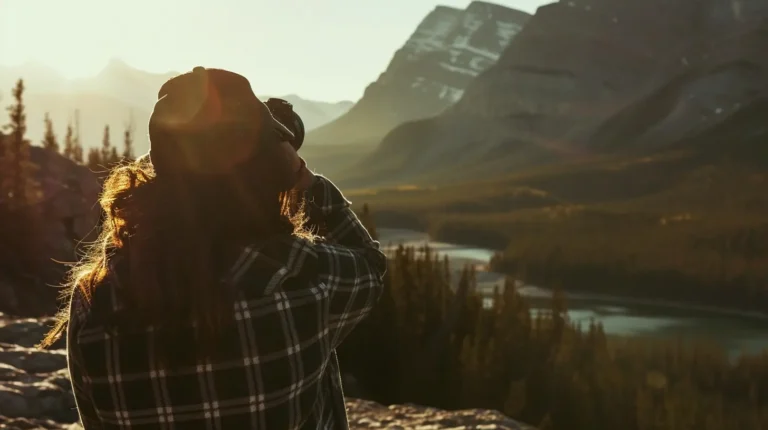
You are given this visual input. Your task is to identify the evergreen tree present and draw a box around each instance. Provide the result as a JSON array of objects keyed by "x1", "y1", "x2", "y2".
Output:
[
  {"x1": 41, "y1": 112, "x2": 58, "y2": 152},
  {"x1": 100, "y1": 124, "x2": 112, "y2": 164},
  {"x1": 0, "y1": 79, "x2": 40, "y2": 209},
  {"x1": 109, "y1": 146, "x2": 120, "y2": 165},
  {"x1": 360, "y1": 203, "x2": 378, "y2": 240},
  {"x1": 122, "y1": 118, "x2": 135, "y2": 161},
  {"x1": 72, "y1": 141, "x2": 84, "y2": 164},
  {"x1": 62, "y1": 122, "x2": 75, "y2": 160},
  {"x1": 0, "y1": 79, "x2": 42, "y2": 275},
  {"x1": 86, "y1": 147, "x2": 102, "y2": 170},
  {"x1": 72, "y1": 109, "x2": 84, "y2": 163}
]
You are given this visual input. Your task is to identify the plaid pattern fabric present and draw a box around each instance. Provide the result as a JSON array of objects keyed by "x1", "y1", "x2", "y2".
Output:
[{"x1": 66, "y1": 175, "x2": 387, "y2": 429}]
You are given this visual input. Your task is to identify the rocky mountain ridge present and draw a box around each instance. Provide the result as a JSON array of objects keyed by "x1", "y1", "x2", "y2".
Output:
[
  {"x1": 349, "y1": 0, "x2": 768, "y2": 186},
  {"x1": 0, "y1": 314, "x2": 534, "y2": 430},
  {"x1": 306, "y1": 1, "x2": 530, "y2": 148}
]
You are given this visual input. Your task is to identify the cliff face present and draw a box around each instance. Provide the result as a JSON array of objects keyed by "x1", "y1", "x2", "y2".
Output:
[
  {"x1": 0, "y1": 315, "x2": 534, "y2": 430},
  {"x1": 307, "y1": 2, "x2": 530, "y2": 147},
  {"x1": 353, "y1": 0, "x2": 768, "y2": 186}
]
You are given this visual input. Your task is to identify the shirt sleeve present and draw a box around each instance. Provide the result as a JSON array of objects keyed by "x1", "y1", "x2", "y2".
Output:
[
  {"x1": 67, "y1": 292, "x2": 103, "y2": 429},
  {"x1": 303, "y1": 175, "x2": 387, "y2": 348}
]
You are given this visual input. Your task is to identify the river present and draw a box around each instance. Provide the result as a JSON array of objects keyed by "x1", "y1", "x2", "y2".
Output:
[{"x1": 377, "y1": 228, "x2": 768, "y2": 358}]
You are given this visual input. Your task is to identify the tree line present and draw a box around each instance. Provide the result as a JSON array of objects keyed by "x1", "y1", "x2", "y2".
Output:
[
  {"x1": 338, "y1": 233, "x2": 768, "y2": 430},
  {"x1": 0, "y1": 78, "x2": 134, "y2": 295}
]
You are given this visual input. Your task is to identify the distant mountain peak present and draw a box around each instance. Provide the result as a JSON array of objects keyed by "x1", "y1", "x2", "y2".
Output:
[
  {"x1": 307, "y1": 2, "x2": 531, "y2": 147},
  {"x1": 95, "y1": 58, "x2": 178, "y2": 81},
  {"x1": 105, "y1": 57, "x2": 129, "y2": 69}
]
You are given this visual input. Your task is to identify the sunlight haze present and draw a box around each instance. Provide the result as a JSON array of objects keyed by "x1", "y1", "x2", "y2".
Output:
[{"x1": 1, "y1": 0, "x2": 552, "y2": 101}]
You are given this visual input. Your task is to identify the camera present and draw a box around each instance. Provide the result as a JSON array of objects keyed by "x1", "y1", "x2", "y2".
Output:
[{"x1": 265, "y1": 98, "x2": 305, "y2": 151}]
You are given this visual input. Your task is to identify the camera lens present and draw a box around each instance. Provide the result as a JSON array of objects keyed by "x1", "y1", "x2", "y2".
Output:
[{"x1": 266, "y1": 98, "x2": 305, "y2": 151}]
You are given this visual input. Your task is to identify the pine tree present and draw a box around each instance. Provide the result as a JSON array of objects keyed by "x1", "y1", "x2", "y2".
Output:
[
  {"x1": 72, "y1": 141, "x2": 84, "y2": 164},
  {"x1": 41, "y1": 112, "x2": 58, "y2": 152},
  {"x1": 72, "y1": 109, "x2": 84, "y2": 163},
  {"x1": 0, "y1": 79, "x2": 40, "y2": 210},
  {"x1": 86, "y1": 147, "x2": 102, "y2": 170},
  {"x1": 62, "y1": 122, "x2": 75, "y2": 160},
  {"x1": 0, "y1": 79, "x2": 43, "y2": 274},
  {"x1": 122, "y1": 117, "x2": 135, "y2": 161},
  {"x1": 360, "y1": 203, "x2": 378, "y2": 240},
  {"x1": 100, "y1": 124, "x2": 112, "y2": 164},
  {"x1": 109, "y1": 146, "x2": 120, "y2": 165}
]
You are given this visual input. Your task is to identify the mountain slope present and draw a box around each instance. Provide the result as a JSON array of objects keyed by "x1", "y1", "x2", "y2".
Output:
[
  {"x1": 347, "y1": 0, "x2": 768, "y2": 187},
  {"x1": 306, "y1": 1, "x2": 530, "y2": 150}
]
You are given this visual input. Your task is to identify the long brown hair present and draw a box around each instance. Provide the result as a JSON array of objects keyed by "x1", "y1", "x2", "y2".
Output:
[{"x1": 39, "y1": 150, "x2": 310, "y2": 350}]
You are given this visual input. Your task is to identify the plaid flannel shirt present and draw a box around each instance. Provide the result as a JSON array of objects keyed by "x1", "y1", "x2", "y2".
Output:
[{"x1": 66, "y1": 175, "x2": 387, "y2": 429}]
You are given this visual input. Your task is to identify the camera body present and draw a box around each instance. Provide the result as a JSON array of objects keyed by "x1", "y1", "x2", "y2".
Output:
[{"x1": 265, "y1": 98, "x2": 305, "y2": 151}]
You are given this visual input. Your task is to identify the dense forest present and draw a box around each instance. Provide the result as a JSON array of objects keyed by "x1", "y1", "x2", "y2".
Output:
[
  {"x1": 350, "y1": 122, "x2": 768, "y2": 313},
  {"x1": 339, "y1": 242, "x2": 768, "y2": 430},
  {"x1": 2, "y1": 78, "x2": 768, "y2": 430}
]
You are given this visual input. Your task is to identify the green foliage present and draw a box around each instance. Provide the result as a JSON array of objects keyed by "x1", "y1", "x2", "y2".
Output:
[
  {"x1": 339, "y1": 240, "x2": 768, "y2": 430},
  {"x1": 62, "y1": 122, "x2": 75, "y2": 160},
  {"x1": 72, "y1": 118, "x2": 84, "y2": 164},
  {"x1": 41, "y1": 112, "x2": 58, "y2": 152},
  {"x1": 0, "y1": 79, "x2": 41, "y2": 210},
  {"x1": 86, "y1": 147, "x2": 102, "y2": 170},
  {"x1": 0, "y1": 79, "x2": 43, "y2": 278},
  {"x1": 122, "y1": 121, "x2": 135, "y2": 161},
  {"x1": 359, "y1": 203, "x2": 378, "y2": 240},
  {"x1": 100, "y1": 125, "x2": 118, "y2": 166},
  {"x1": 348, "y1": 150, "x2": 768, "y2": 312},
  {"x1": 490, "y1": 216, "x2": 768, "y2": 312}
]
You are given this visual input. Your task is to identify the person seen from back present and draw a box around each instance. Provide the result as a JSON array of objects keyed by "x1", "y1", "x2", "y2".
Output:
[{"x1": 39, "y1": 66, "x2": 387, "y2": 430}]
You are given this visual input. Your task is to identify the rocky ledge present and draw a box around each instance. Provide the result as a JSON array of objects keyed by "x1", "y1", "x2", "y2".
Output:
[{"x1": 0, "y1": 314, "x2": 532, "y2": 429}]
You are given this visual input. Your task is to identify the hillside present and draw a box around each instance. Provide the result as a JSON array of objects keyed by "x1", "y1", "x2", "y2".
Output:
[
  {"x1": 345, "y1": 107, "x2": 768, "y2": 310},
  {"x1": 305, "y1": 2, "x2": 530, "y2": 154},
  {"x1": 346, "y1": 0, "x2": 768, "y2": 187},
  {"x1": 0, "y1": 60, "x2": 353, "y2": 156}
]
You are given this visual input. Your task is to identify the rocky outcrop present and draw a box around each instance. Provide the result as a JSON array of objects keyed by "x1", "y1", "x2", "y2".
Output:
[
  {"x1": 0, "y1": 146, "x2": 100, "y2": 317},
  {"x1": 0, "y1": 315, "x2": 533, "y2": 430},
  {"x1": 29, "y1": 146, "x2": 101, "y2": 263},
  {"x1": 346, "y1": 399, "x2": 534, "y2": 429},
  {"x1": 307, "y1": 2, "x2": 530, "y2": 148},
  {"x1": 352, "y1": 0, "x2": 768, "y2": 186}
]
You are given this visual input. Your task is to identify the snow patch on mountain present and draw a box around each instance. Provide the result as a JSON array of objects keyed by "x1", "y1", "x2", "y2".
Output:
[{"x1": 395, "y1": 1, "x2": 529, "y2": 106}]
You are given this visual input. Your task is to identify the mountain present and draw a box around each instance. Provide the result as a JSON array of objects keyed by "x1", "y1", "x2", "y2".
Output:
[
  {"x1": 348, "y1": 0, "x2": 768, "y2": 187},
  {"x1": 0, "y1": 60, "x2": 353, "y2": 156},
  {"x1": 275, "y1": 95, "x2": 354, "y2": 131},
  {"x1": 306, "y1": 1, "x2": 530, "y2": 150}
]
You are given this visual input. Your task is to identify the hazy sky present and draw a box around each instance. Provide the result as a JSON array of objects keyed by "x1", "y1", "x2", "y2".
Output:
[{"x1": 1, "y1": 0, "x2": 552, "y2": 102}]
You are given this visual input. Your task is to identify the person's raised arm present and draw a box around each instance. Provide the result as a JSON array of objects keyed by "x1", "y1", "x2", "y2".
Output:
[{"x1": 301, "y1": 173, "x2": 386, "y2": 347}]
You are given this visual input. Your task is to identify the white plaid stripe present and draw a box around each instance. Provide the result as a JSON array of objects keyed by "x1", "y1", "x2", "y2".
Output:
[{"x1": 147, "y1": 328, "x2": 172, "y2": 430}]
